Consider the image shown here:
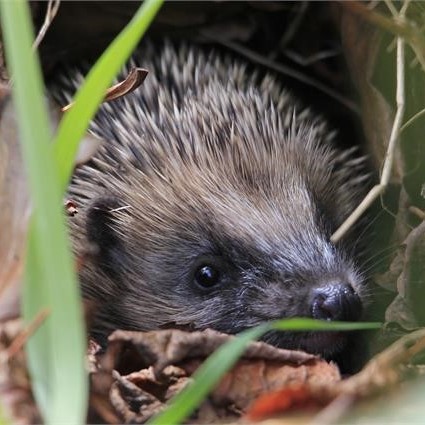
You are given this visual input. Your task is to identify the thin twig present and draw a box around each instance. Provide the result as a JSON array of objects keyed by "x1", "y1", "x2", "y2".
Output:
[
  {"x1": 33, "y1": 0, "x2": 60, "y2": 51},
  {"x1": 331, "y1": 10, "x2": 406, "y2": 243},
  {"x1": 399, "y1": 0, "x2": 411, "y2": 17},
  {"x1": 384, "y1": 0, "x2": 399, "y2": 17},
  {"x1": 276, "y1": 1, "x2": 309, "y2": 52},
  {"x1": 401, "y1": 107, "x2": 425, "y2": 132},
  {"x1": 200, "y1": 33, "x2": 360, "y2": 115},
  {"x1": 5, "y1": 309, "x2": 50, "y2": 360},
  {"x1": 381, "y1": 40, "x2": 405, "y2": 184}
]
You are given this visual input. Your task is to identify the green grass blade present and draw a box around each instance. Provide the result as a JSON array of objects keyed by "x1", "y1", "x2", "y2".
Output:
[
  {"x1": 53, "y1": 0, "x2": 164, "y2": 192},
  {"x1": 149, "y1": 319, "x2": 381, "y2": 425},
  {"x1": 0, "y1": 0, "x2": 87, "y2": 423},
  {"x1": 270, "y1": 318, "x2": 381, "y2": 332},
  {"x1": 22, "y1": 229, "x2": 51, "y2": 414}
]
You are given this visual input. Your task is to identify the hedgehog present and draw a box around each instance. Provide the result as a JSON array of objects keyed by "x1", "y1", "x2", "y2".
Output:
[{"x1": 52, "y1": 41, "x2": 370, "y2": 372}]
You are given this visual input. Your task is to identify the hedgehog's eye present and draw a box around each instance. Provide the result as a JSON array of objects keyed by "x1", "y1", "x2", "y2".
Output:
[{"x1": 195, "y1": 265, "x2": 220, "y2": 288}]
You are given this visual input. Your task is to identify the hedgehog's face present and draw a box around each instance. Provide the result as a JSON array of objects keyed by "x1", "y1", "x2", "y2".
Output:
[
  {"x1": 142, "y1": 224, "x2": 364, "y2": 363},
  {"x1": 85, "y1": 184, "x2": 366, "y2": 370}
]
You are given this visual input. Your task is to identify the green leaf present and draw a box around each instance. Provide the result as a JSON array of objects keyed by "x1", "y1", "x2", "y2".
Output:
[
  {"x1": 270, "y1": 317, "x2": 381, "y2": 332},
  {"x1": 0, "y1": 0, "x2": 87, "y2": 423}
]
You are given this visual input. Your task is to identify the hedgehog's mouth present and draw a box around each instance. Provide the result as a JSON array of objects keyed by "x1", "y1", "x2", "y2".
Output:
[{"x1": 261, "y1": 330, "x2": 347, "y2": 358}]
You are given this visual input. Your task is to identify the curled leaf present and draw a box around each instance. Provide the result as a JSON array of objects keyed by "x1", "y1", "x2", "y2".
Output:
[{"x1": 62, "y1": 67, "x2": 148, "y2": 112}]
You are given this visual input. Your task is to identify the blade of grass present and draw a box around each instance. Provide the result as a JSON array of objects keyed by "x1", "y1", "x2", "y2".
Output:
[
  {"x1": 0, "y1": 0, "x2": 87, "y2": 423},
  {"x1": 53, "y1": 0, "x2": 164, "y2": 192},
  {"x1": 149, "y1": 319, "x2": 381, "y2": 425},
  {"x1": 271, "y1": 318, "x2": 381, "y2": 331},
  {"x1": 22, "y1": 232, "x2": 51, "y2": 415}
]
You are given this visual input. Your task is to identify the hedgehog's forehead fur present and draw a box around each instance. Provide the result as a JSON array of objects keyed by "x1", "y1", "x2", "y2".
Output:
[
  {"x1": 106, "y1": 120, "x2": 340, "y2": 266},
  {"x1": 57, "y1": 41, "x2": 367, "y2": 342}
]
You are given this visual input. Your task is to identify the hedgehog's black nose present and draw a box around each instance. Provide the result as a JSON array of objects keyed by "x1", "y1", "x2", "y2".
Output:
[{"x1": 311, "y1": 283, "x2": 362, "y2": 322}]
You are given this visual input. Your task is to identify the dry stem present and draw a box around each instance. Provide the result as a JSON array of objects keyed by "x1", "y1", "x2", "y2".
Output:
[{"x1": 33, "y1": 0, "x2": 60, "y2": 51}]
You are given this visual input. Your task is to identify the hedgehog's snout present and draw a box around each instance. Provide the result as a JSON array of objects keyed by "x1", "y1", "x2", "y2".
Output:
[{"x1": 310, "y1": 282, "x2": 362, "y2": 322}]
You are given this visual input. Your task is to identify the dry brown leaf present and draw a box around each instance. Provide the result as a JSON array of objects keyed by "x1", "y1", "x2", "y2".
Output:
[
  {"x1": 61, "y1": 67, "x2": 148, "y2": 112},
  {"x1": 110, "y1": 369, "x2": 167, "y2": 423},
  {"x1": 107, "y1": 328, "x2": 317, "y2": 375},
  {"x1": 206, "y1": 358, "x2": 340, "y2": 412},
  {"x1": 103, "y1": 67, "x2": 148, "y2": 102},
  {"x1": 398, "y1": 220, "x2": 425, "y2": 325},
  {"x1": 86, "y1": 328, "x2": 340, "y2": 423},
  {"x1": 378, "y1": 221, "x2": 425, "y2": 330},
  {"x1": 100, "y1": 357, "x2": 340, "y2": 423}
]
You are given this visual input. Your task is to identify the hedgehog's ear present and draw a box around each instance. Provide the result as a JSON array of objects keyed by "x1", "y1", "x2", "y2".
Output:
[{"x1": 85, "y1": 196, "x2": 128, "y2": 278}]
